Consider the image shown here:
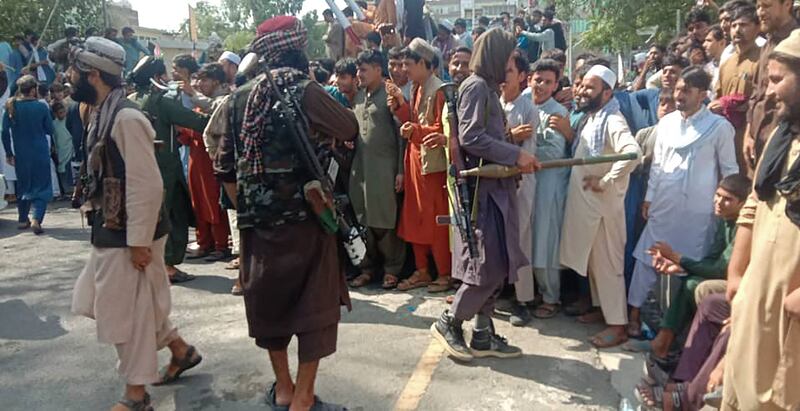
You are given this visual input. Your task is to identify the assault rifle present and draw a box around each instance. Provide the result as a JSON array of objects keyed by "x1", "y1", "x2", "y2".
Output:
[
  {"x1": 262, "y1": 68, "x2": 367, "y2": 266},
  {"x1": 436, "y1": 82, "x2": 479, "y2": 260}
]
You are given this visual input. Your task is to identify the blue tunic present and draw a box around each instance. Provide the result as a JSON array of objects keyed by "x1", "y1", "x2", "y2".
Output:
[{"x1": 1, "y1": 99, "x2": 54, "y2": 202}]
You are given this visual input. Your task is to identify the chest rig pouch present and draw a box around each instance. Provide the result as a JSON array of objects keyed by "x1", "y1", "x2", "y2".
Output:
[{"x1": 86, "y1": 101, "x2": 170, "y2": 248}]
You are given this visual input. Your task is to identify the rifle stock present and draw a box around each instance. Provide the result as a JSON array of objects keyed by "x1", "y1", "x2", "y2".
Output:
[{"x1": 439, "y1": 82, "x2": 479, "y2": 260}]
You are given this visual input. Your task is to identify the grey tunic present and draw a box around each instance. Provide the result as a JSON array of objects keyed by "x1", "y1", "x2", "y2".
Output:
[
  {"x1": 451, "y1": 74, "x2": 526, "y2": 286},
  {"x1": 349, "y1": 85, "x2": 404, "y2": 229}
]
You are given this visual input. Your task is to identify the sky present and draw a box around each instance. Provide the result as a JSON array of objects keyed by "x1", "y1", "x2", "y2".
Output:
[{"x1": 127, "y1": 0, "x2": 335, "y2": 31}]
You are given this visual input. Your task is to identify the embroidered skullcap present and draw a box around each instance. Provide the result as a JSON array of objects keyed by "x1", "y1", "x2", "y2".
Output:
[
  {"x1": 405, "y1": 38, "x2": 436, "y2": 63},
  {"x1": 72, "y1": 36, "x2": 126, "y2": 76},
  {"x1": 251, "y1": 16, "x2": 308, "y2": 61},
  {"x1": 586, "y1": 64, "x2": 617, "y2": 89},
  {"x1": 773, "y1": 29, "x2": 800, "y2": 59},
  {"x1": 218, "y1": 51, "x2": 241, "y2": 66}
]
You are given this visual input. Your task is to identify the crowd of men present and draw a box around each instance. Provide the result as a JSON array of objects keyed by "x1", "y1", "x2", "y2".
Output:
[{"x1": 1, "y1": 0, "x2": 800, "y2": 410}]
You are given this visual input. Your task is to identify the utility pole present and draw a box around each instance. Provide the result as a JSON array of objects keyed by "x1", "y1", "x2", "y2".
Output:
[{"x1": 103, "y1": 0, "x2": 109, "y2": 30}]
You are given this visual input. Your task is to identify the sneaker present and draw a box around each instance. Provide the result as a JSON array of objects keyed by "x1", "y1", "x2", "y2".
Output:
[
  {"x1": 470, "y1": 328, "x2": 522, "y2": 358},
  {"x1": 509, "y1": 304, "x2": 531, "y2": 327},
  {"x1": 430, "y1": 310, "x2": 473, "y2": 361}
]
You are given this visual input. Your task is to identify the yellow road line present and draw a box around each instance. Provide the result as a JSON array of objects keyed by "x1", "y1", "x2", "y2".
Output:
[{"x1": 393, "y1": 339, "x2": 446, "y2": 411}]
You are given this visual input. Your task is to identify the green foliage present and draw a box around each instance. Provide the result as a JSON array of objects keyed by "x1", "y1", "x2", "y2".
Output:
[
  {"x1": 223, "y1": 31, "x2": 255, "y2": 54},
  {"x1": 555, "y1": 0, "x2": 696, "y2": 52},
  {"x1": 303, "y1": 11, "x2": 326, "y2": 60},
  {"x1": 0, "y1": 0, "x2": 102, "y2": 42},
  {"x1": 220, "y1": 0, "x2": 305, "y2": 28}
]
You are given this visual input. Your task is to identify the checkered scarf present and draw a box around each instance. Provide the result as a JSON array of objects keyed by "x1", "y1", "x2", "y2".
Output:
[
  {"x1": 239, "y1": 19, "x2": 308, "y2": 177},
  {"x1": 239, "y1": 68, "x2": 308, "y2": 177}
]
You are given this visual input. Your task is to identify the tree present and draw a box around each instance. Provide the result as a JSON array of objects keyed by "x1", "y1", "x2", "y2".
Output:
[
  {"x1": 223, "y1": 31, "x2": 255, "y2": 54},
  {"x1": 0, "y1": 0, "x2": 102, "y2": 43},
  {"x1": 220, "y1": 0, "x2": 305, "y2": 28},
  {"x1": 554, "y1": 0, "x2": 696, "y2": 51},
  {"x1": 303, "y1": 11, "x2": 326, "y2": 60}
]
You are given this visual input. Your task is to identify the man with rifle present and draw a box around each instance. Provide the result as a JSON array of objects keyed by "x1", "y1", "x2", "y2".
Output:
[
  {"x1": 215, "y1": 16, "x2": 358, "y2": 410},
  {"x1": 431, "y1": 28, "x2": 541, "y2": 362},
  {"x1": 128, "y1": 56, "x2": 209, "y2": 284}
]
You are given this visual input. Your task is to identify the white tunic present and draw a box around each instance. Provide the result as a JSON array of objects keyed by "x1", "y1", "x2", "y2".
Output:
[
  {"x1": 633, "y1": 107, "x2": 738, "y2": 265},
  {"x1": 560, "y1": 109, "x2": 641, "y2": 277}
]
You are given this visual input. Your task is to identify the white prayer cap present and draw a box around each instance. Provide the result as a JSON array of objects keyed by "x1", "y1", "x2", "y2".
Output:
[
  {"x1": 218, "y1": 51, "x2": 241, "y2": 66},
  {"x1": 586, "y1": 65, "x2": 617, "y2": 89}
]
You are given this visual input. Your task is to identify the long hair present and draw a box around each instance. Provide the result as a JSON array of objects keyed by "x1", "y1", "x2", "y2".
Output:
[{"x1": 272, "y1": 50, "x2": 309, "y2": 73}]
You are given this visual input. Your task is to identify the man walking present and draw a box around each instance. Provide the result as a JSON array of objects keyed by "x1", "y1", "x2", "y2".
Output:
[
  {"x1": 70, "y1": 37, "x2": 201, "y2": 411},
  {"x1": 218, "y1": 16, "x2": 358, "y2": 409},
  {"x1": 431, "y1": 28, "x2": 540, "y2": 361},
  {"x1": 559, "y1": 65, "x2": 641, "y2": 349}
]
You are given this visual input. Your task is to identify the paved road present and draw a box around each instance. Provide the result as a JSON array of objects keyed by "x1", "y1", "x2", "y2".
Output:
[{"x1": 0, "y1": 202, "x2": 641, "y2": 411}]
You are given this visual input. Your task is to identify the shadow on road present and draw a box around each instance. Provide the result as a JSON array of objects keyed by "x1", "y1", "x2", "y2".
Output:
[
  {"x1": 461, "y1": 353, "x2": 619, "y2": 407},
  {"x1": 0, "y1": 298, "x2": 68, "y2": 340},
  {"x1": 179, "y1": 275, "x2": 236, "y2": 294},
  {"x1": 343, "y1": 292, "x2": 437, "y2": 331}
]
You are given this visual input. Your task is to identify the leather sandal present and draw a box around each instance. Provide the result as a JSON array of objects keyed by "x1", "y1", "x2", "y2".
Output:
[
  {"x1": 382, "y1": 274, "x2": 399, "y2": 289},
  {"x1": 396, "y1": 271, "x2": 432, "y2": 291},
  {"x1": 154, "y1": 345, "x2": 202, "y2": 385},
  {"x1": 349, "y1": 273, "x2": 373, "y2": 288},
  {"x1": 427, "y1": 275, "x2": 453, "y2": 293},
  {"x1": 117, "y1": 393, "x2": 153, "y2": 411}
]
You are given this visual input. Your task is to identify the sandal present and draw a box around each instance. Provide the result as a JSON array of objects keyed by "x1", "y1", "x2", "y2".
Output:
[
  {"x1": 643, "y1": 357, "x2": 671, "y2": 387},
  {"x1": 621, "y1": 339, "x2": 652, "y2": 353},
  {"x1": 349, "y1": 272, "x2": 373, "y2": 288},
  {"x1": 154, "y1": 345, "x2": 202, "y2": 385},
  {"x1": 590, "y1": 330, "x2": 628, "y2": 348},
  {"x1": 17, "y1": 221, "x2": 31, "y2": 230},
  {"x1": 225, "y1": 258, "x2": 240, "y2": 270},
  {"x1": 266, "y1": 382, "x2": 290, "y2": 410},
  {"x1": 117, "y1": 393, "x2": 153, "y2": 411},
  {"x1": 635, "y1": 383, "x2": 663, "y2": 408},
  {"x1": 382, "y1": 274, "x2": 399, "y2": 289},
  {"x1": 577, "y1": 309, "x2": 604, "y2": 324},
  {"x1": 533, "y1": 303, "x2": 560, "y2": 319},
  {"x1": 627, "y1": 319, "x2": 643, "y2": 339},
  {"x1": 169, "y1": 269, "x2": 196, "y2": 284},
  {"x1": 396, "y1": 271, "x2": 432, "y2": 291},
  {"x1": 310, "y1": 396, "x2": 348, "y2": 411},
  {"x1": 427, "y1": 275, "x2": 453, "y2": 293},
  {"x1": 564, "y1": 300, "x2": 591, "y2": 316}
]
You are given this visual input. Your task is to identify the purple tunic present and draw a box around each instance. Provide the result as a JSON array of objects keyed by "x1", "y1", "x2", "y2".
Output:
[{"x1": 452, "y1": 74, "x2": 527, "y2": 286}]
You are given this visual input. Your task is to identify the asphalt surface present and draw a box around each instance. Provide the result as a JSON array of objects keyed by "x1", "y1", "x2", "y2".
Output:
[{"x1": 0, "y1": 202, "x2": 643, "y2": 411}]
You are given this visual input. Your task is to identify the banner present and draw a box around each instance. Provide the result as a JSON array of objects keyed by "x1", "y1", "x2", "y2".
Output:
[{"x1": 188, "y1": 4, "x2": 198, "y2": 43}]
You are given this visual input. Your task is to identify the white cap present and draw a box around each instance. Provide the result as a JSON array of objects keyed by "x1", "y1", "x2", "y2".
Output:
[
  {"x1": 218, "y1": 51, "x2": 241, "y2": 66},
  {"x1": 586, "y1": 65, "x2": 617, "y2": 89}
]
